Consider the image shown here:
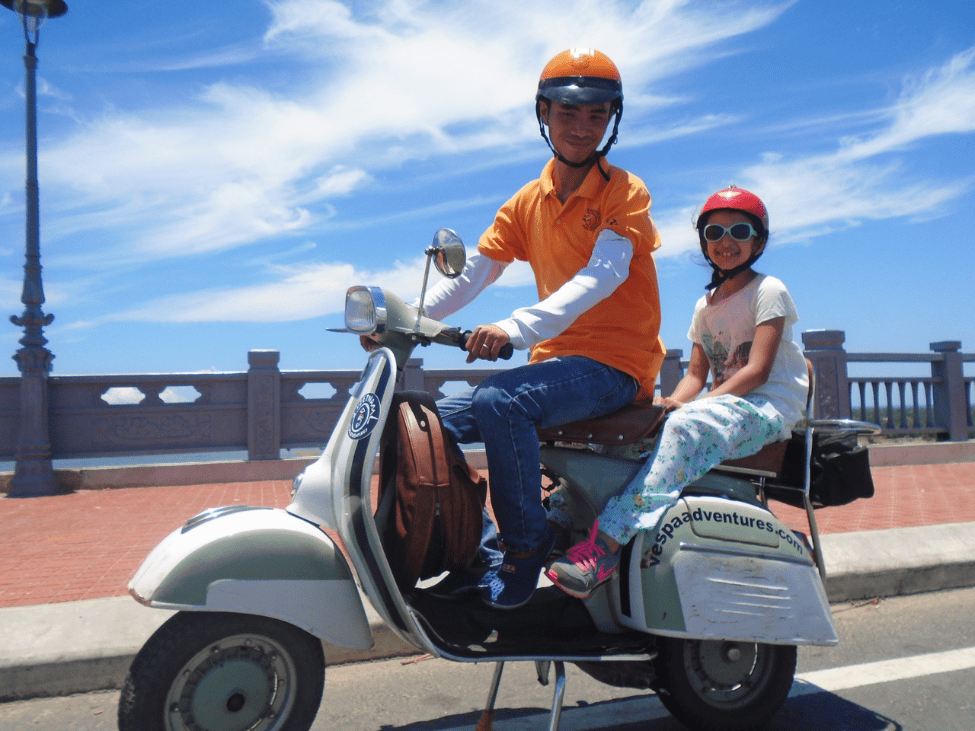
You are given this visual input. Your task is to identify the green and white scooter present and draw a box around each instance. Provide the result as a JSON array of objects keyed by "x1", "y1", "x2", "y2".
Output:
[{"x1": 119, "y1": 230, "x2": 880, "y2": 731}]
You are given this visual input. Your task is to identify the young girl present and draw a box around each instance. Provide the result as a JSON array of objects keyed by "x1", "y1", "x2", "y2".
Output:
[{"x1": 546, "y1": 186, "x2": 809, "y2": 598}]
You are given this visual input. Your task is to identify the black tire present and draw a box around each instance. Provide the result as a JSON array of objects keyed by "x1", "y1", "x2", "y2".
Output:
[
  {"x1": 118, "y1": 611, "x2": 325, "y2": 731},
  {"x1": 655, "y1": 637, "x2": 796, "y2": 731}
]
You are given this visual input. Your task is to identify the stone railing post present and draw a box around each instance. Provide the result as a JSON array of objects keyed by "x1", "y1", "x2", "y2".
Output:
[
  {"x1": 802, "y1": 330, "x2": 850, "y2": 419},
  {"x1": 248, "y1": 350, "x2": 281, "y2": 461},
  {"x1": 400, "y1": 358, "x2": 425, "y2": 392},
  {"x1": 930, "y1": 341, "x2": 967, "y2": 441},
  {"x1": 658, "y1": 349, "x2": 684, "y2": 397}
]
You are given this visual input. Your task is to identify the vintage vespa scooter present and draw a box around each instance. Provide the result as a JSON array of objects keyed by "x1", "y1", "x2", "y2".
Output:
[{"x1": 120, "y1": 229, "x2": 880, "y2": 731}]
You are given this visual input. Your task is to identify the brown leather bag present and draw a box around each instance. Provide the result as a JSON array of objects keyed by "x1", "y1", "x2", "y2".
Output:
[{"x1": 379, "y1": 392, "x2": 487, "y2": 590}]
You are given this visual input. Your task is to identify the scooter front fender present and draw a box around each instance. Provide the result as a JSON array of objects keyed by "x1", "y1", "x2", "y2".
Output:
[{"x1": 128, "y1": 505, "x2": 373, "y2": 650}]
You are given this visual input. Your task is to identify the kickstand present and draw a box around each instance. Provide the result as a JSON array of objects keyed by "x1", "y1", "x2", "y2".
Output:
[
  {"x1": 476, "y1": 662, "x2": 505, "y2": 731},
  {"x1": 535, "y1": 660, "x2": 551, "y2": 685},
  {"x1": 546, "y1": 662, "x2": 567, "y2": 731},
  {"x1": 476, "y1": 661, "x2": 568, "y2": 731}
]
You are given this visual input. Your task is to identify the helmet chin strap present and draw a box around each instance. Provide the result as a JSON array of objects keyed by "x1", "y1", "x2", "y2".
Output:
[
  {"x1": 703, "y1": 250, "x2": 763, "y2": 291},
  {"x1": 705, "y1": 262, "x2": 749, "y2": 291},
  {"x1": 550, "y1": 148, "x2": 611, "y2": 181},
  {"x1": 536, "y1": 101, "x2": 621, "y2": 182}
]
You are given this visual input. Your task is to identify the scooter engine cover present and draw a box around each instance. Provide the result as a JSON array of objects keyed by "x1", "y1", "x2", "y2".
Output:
[{"x1": 615, "y1": 495, "x2": 837, "y2": 646}]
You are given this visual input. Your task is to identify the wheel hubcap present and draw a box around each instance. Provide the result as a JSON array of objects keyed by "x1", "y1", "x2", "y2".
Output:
[
  {"x1": 685, "y1": 639, "x2": 771, "y2": 709},
  {"x1": 165, "y1": 634, "x2": 296, "y2": 731}
]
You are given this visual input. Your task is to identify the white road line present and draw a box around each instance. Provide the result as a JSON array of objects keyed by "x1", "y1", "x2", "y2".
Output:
[
  {"x1": 795, "y1": 645, "x2": 975, "y2": 692},
  {"x1": 445, "y1": 647, "x2": 975, "y2": 731}
]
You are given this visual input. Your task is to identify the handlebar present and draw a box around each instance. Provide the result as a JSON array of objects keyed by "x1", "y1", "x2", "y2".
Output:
[{"x1": 459, "y1": 330, "x2": 514, "y2": 361}]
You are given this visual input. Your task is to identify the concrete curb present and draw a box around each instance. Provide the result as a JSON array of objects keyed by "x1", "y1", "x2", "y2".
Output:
[
  {"x1": 821, "y1": 522, "x2": 975, "y2": 602},
  {"x1": 0, "y1": 597, "x2": 416, "y2": 703},
  {"x1": 2, "y1": 521, "x2": 974, "y2": 702},
  {"x1": 866, "y1": 440, "x2": 975, "y2": 467}
]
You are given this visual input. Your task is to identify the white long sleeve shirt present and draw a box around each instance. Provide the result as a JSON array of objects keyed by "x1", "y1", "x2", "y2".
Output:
[{"x1": 417, "y1": 228, "x2": 633, "y2": 350}]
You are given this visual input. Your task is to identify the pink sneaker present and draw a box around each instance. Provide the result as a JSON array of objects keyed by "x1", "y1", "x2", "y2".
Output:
[{"x1": 545, "y1": 521, "x2": 619, "y2": 599}]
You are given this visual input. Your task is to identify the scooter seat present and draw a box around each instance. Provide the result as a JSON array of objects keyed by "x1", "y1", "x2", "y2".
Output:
[
  {"x1": 721, "y1": 440, "x2": 789, "y2": 475},
  {"x1": 537, "y1": 400, "x2": 667, "y2": 446}
]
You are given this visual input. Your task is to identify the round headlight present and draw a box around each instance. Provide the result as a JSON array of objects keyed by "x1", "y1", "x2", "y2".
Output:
[{"x1": 345, "y1": 287, "x2": 386, "y2": 334}]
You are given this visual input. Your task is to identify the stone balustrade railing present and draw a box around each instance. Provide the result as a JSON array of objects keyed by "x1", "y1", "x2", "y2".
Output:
[{"x1": 1, "y1": 331, "x2": 972, "y2": 476}]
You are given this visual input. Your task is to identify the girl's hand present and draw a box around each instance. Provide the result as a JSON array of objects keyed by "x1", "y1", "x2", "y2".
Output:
[{"x1": 653, "y1": 396, "x2": 685, "y2": 411}]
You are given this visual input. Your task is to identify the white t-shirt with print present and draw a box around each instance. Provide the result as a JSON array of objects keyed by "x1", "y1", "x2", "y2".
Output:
[{"x1": 687, "y1": 274, "x2": 809, "y2": 430}]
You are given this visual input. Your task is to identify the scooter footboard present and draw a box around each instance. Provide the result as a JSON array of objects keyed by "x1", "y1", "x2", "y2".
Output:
[
  {"x1": 613, "y1": 495, "x2": 837, "y2": 646},
  {"x1": 128, "y1": 506, "x2": 373, "y2": 650}
]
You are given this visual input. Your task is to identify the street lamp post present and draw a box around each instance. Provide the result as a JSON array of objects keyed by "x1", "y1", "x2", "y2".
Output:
[{"x1": 3, "y1": 0, "x2": 67, "y2": 497}]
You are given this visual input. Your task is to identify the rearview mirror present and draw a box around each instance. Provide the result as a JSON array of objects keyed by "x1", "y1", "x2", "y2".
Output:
[{"x1": 431, "y1": 228, "x2": 466, "y2": 279}]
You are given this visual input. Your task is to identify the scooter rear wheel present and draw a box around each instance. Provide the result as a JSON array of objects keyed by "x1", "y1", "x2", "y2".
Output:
[
  {"x1": 118, "y1": 611, "x2": 325, "y2": 731},
  {"x1": 655, "y1": 637, "x2": 796, "y2": 731}
]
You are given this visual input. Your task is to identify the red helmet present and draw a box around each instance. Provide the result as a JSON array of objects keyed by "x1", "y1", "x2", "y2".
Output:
[
  {"x1": 697, "y1": 186, "x2": 769, "y2": 235},
  {"x1": 696, "y1": 186, "x2": 770, "y2": 290}
]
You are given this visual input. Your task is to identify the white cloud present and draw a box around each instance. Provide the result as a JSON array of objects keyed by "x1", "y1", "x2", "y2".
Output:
[
  {"x1": 5, "y1": 1, "x2": 972, "y2": 336},
  {"x1": 107, "y1": 243, "x2": 537, "y2": 323},
  {"x1": 840, "y1": 47, "x2": 975, "y2": 161},
  {"x1": 28, "y1": 0, "x2": 793, "y2": 267},
  {"x1": 108, "y1": 257, "x2": 441, "y2": 323},
  {"x1": 655, "y1": 45, "x2": 975, "y2": 258},
  {"x1": 98, "y1": 29, "x2": 975, "y2": 323},
  {"x1": 111, "y1": 262, "x2": 358, "y2": 323}
]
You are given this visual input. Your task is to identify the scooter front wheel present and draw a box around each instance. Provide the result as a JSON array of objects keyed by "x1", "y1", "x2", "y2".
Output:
[
  {"x1": 118, "y1": 611, "x2": 325, "y2": 731},
  {"x1": 655, "y1": 637, "x2": 796, "y2": 731}
]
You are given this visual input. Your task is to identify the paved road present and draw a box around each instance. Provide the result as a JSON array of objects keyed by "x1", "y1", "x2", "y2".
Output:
[{"x1": 2, "y1": 587, "x2": 973, "y2": 731}]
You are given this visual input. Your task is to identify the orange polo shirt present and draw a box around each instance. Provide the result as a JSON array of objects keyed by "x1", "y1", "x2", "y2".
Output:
[{"x1": 478, "y1": 159, "x2": 665, "y2": 397}]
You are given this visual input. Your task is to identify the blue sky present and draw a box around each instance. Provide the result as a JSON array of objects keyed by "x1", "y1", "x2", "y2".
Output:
[{"x1": 0, "y1": 0, "x2": 973, "y2": 380}]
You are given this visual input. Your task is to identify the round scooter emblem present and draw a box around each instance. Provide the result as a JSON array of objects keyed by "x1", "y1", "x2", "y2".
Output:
[{"x1": 348, "y1": 393, "x2": 381, "y2": 440}]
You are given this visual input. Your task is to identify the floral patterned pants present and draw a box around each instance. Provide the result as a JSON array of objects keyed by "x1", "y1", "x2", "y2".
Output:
[{"x1": 559, "y1": 394, "x2": 790, "y2": 546}]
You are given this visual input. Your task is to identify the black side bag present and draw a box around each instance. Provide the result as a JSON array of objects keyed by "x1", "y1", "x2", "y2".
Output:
[{"x1": 781, "y1": 430, "x2": 875, "y2": 507}]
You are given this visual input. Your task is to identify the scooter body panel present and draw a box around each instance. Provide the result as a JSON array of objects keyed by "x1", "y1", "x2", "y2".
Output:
[
  {"x1": 538, "y1": 446, "x2": 645, "y2": 515},
  {"x1": 540, "y1": 447, "x2": 837, "y2": 646},
  {"x1": 614, "y1": 494, "x2": 837, "y2": 645},
  {"x1": 287, "y1": 348, "x2": 434, "y2": 653},
  {"x1": 127, "y1": 506, "x2": 373, "y2": 649}
]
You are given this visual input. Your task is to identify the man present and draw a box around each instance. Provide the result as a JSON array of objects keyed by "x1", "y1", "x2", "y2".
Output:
[{"x1": 423, "y1": 48, "x2": 666, "y2": 609}]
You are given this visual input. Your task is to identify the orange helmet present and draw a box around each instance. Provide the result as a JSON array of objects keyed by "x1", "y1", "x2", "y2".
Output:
[
  {"x1": 535, "y1": 48, "x2": 624, "y2": 171},
  {"x1": 536, "y1": 48, "x2": 623, "y2": 107}
]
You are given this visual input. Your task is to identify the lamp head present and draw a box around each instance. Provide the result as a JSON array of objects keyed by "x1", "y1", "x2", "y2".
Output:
[{"x1": 0, "y1": 0, "x2": 68, "y2": 19}]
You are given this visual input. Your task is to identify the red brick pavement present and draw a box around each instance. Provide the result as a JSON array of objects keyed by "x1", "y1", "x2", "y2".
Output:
[{"x1": 1, "y1": 463, "x2": 973, "y2": 609}]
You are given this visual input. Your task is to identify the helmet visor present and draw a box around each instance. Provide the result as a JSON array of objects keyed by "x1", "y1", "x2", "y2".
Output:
[{"x1": 538, "y1": 76, "x2": 622, "y2": 106}]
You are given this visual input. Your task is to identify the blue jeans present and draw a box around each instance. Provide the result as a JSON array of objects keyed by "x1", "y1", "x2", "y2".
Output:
[{"x1": 438, "y1": 356, "x2": 638, "y2": 561}]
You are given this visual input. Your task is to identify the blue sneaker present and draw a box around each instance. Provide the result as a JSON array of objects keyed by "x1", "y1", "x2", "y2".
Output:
[
  {"x1": 426, "y1": 567, "x2": 494, "y2": 600},
  {"x1": 481, "y1": 528, "x2": 557, "y2": 610}
]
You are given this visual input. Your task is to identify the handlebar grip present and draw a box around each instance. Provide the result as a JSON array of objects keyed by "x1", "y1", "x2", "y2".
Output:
[{"x1": 459, "y1": 331, "x2": 513, "y2": 361}]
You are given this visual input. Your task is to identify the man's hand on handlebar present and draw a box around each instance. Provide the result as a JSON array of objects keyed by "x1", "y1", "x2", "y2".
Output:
[{"x1": 465, "y1": 324, "x2": 511, "y2": 363}]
